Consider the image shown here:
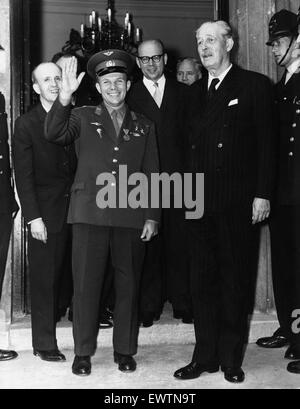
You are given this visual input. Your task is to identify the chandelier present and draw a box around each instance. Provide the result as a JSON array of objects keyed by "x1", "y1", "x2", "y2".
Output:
[{"x1": 61, "y1": 0, "x2": 142, "y2": 60}]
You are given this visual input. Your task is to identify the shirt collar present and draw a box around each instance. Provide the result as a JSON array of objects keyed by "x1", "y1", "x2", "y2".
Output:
[
  {"x1": 104, "y1": 102, "x2": 126, "y2": 120},
  {"x1": 208, "y1": 64, "x2": 233, "y2": 89},
  {"x1": 143, "y1": 75, "x2": 166, "y2": 95}
]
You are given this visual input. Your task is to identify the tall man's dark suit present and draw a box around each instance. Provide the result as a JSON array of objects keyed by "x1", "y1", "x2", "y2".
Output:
[
  {"x1": 13, "y1": 103, "x2": 77, "y2": 351},
  {"x1": 45, "y1": 100, "x2": 160, "y2": 356},
  {"x1": 127, "y1": 78, "x2": 190, "y2": 319},
  {"x1": 187, "y1": 65, "x2": 274, "y2": 367},
  {"x1": 269, "y1": 71, "x2": 300, "y2": 352},
  {"x1": 0, "y1": 92, "x2": 18, "y2": 296}
]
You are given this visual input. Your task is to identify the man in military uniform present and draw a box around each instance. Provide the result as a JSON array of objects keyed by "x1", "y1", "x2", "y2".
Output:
[
  {"x1": 0, "y1": 91, "x2": 18, "y2": 362},
  {"x1": 256, "y1": 9, "x2": 300, "y2": 374},
  {"x1": 45, "y1": 50, "x2": 160, "y2": 376}
]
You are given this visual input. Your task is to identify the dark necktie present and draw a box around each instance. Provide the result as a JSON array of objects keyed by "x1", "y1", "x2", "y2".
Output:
[
  {"x1": 111, "y1": 110, "x2": 121, "y2": 136},
  {"x1": 208, "y1": 78, "x2": 220, "y2": 100}
]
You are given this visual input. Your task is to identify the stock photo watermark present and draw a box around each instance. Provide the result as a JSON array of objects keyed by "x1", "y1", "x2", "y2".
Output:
[
  {"x1": 95, "y1": 165, "x2": 204, "y2": 220},
  {"x1": 292, "y1": 309, "x2": 300, "y2": 335}
]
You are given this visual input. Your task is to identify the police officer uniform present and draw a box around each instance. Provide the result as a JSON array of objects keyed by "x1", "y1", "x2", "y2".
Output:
[
  {"x1": 257, "y1": 10, "x2": 300, "y2": 371},
  {"x1": 45, "y1": 50, "x2": 160, "y2": 375},
  {"x1": 0, "y1": 91, "x2": 18, "y2": 361}
]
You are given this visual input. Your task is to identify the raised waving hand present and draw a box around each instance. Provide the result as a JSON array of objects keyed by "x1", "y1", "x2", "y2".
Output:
[{"x1": 59, "y1": 56, "x2": 85, "y2": 105}]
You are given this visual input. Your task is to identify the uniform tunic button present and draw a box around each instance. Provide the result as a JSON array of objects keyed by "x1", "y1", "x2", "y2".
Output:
[
  {"x1": 113, "y1": 159, "x2": 118, "y2": 163},
  {"x1": 112, "y1": 171, "x2": 117, "y2": 175},
  {"x1": 0, "y1": 171, "x2": 3, "y2": 175},
  {"x1": 283, "y1": 97, "x2": 287, "y2": 101},
  {"x1": 111, "y1": 183, "x2": 116, "y2": 187},
  {"x1": 0, "y1": 155, "x2": 3, "y2": 159},
  {"x1": 290, "y1": 137, "x2": 295, "y2": 142},
  {"x1": 114, "y1": 147, "x2": 119, "y2": 151},
  {"x1": 289, "y1": 152, "x2": 294, "y2": 156},
  {"x1": 292, "y1": 123, "x2": 297, "y2": 128},
  {"x1": 191, "y1": 145, "x2": 196, "y2": 150},
  {"x1": 296, "y1": 109, "x2": 300, "y2": 115},
  {"x1": 218, "y1": 143, "x2": 223, "y2": 148}
]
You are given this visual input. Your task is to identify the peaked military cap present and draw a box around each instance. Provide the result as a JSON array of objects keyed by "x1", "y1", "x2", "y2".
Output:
[
  {"x1": 87, "y1": 49, "x2": 135, "y2": 80},
  {"x1": 266, "y1": 9, "x2": 298, "y2": 45}
]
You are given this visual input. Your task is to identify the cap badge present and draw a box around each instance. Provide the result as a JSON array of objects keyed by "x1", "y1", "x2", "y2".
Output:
[
  {"x1": 106, "y1": 60, "x2": 116, "y2": 68},
  {"x1": 104, "y1": 51, "x2": 114, "y2": 56}
]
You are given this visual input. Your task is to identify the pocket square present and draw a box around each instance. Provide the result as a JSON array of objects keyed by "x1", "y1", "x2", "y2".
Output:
[{"x1": 228, "y1": 98, "x2": 238, "y2": 106}]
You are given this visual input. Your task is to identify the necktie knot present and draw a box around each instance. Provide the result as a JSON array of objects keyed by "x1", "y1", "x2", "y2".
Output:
[{"x1": 208, "y1": 78, "x2": 220, "y2": 99}]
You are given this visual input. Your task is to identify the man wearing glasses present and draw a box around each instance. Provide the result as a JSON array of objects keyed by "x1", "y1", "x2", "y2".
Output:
[{"x1": 127, "y1": 39, "x2": 191, "y2": 328}]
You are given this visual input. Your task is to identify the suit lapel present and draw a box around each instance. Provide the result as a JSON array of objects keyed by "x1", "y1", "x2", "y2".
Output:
[
  {"x1": 133, "y1": 82, "x2": 161, "y2": 122},
  {"x1": 95, "y1": 103, "x2": 118, "y2": 143},
  {"x1": 159, "y1": 79, "x2": 175, "y2": 114}
]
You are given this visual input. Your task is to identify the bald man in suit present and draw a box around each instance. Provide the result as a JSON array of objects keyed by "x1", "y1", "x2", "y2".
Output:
[{"x1": 127, "y1": 39, "x2": 191, "y2": 326}]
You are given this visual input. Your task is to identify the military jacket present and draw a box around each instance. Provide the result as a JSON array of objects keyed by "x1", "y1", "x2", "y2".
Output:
[{"x1": 45, "y1": 101, "x2": 160, "y2": 228}]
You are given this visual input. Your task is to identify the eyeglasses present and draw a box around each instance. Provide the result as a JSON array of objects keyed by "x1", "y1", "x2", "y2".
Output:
[{"x1": 138, "y1": 54, "x2": 164, "y2": 65}]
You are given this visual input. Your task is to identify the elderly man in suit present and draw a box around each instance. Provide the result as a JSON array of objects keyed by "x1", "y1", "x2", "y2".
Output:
[
  {"x1": 44, "y1": 50, "x2": 160, "y2": 376},
  {"x1": 13, "y1": 62, "x2": 77, "y2": 362},
  {"x1": 255, "y1": 9, "x2": 300, "y2": 375},
  {"x1": 176, "y1": 57, "x2": 202, "y2": 86},
  {"x1": 174, "y1": 20, "x2": 275, "y2": 383},
  {"x1": 127, "y1": 39, "x2": 191, "y2": 327},
  {"x1": 0, "y1": 91, "x2": 18, "y2": 362}
]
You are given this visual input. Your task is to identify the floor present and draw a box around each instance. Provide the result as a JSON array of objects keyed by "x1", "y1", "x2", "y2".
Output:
[
  {"x1": 0, "y1": 303, "x2": 299, "y2": 389},
  {"x1": 0, "y1": 343, "x2": 300, "y2": 389}
]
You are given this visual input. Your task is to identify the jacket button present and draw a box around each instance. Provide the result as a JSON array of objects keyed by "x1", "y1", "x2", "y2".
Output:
[
  {"x1": 289, "y1": 152, "x2": 294, "y2": 156},
  {"x1": 296, "y1": 109, "x2": 300, "y2": 115},
  {"x1": 113, "y1": 159, "x2": 118, "y2": 163},
  {"x1": 112, "y1": 171, "x2": 117, "y2": 175},
  {"x1": 114, "y1": 147, "x2": 119, "y2": 151},
  {"x1": 217, "y1": 143, "x2": 223, "y2": 148},
  {"x1": 191, "y1": 145, "x2": 196, "y2": 150},
  {"x1": 0, "y1": 171, "x2": 3, "y2": 175},
  {"x1": 292, "y1": 123, "x2": 297, "y2": 128},
  {"x1": 111, "y1": 182, "x2": 116, "y2": 187},
  {"x1": 0, "y1": 155, "x2": 3, "y2": 159},
  {"x1": 290, "y1": 137, "x2": 295, "y2": 142}
]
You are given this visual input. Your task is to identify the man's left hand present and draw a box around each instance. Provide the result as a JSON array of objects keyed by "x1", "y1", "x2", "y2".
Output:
[
  {"x1": 252, "y1": 198, "x2": 270, "y2": 224},
  {"x1": 140, "y1": 220, "x2": 158, "y2": 242}
]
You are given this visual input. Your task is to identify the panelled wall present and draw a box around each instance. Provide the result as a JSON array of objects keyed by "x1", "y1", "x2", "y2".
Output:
[{"x1": 33, "y1": 0, "x2": 215, "y2": 65}]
